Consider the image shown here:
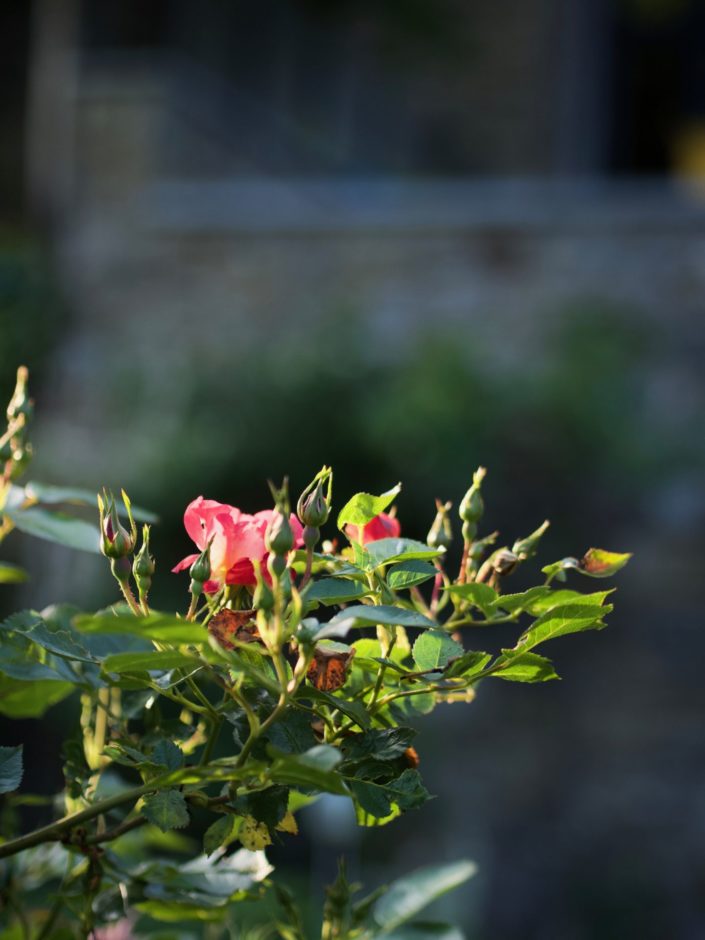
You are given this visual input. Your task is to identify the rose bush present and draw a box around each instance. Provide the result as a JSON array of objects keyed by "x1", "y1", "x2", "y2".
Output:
[{"x1": 0, "y1": 369, "x2": 631, "y2": 939}]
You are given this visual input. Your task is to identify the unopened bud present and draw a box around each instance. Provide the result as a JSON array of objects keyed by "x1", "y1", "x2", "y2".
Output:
[
  {"x1": 297, "y1": 466, "x2": 332, "y2": 525},
  {"x1": 512, "y1": 520, "x2": 550, "y2": 560},
  {"x1": 133, "y1": 525, "x2": 155, "y2": 597},
  {"x1": 427, "y1": 499, "x2": 453, "y2": 550},
  {"x1": 98, "y1": 490, "x2": 134, "y2": 559},
  {"x1": 189, "y1": 541, "x2": 212, "y2": 587},
  {"x1": 265, "y1": 509, "x2": 294, "y2": 557},
  {"x1": 297, "y1": 474, "x2": 331, "y2": 528},
  {"x1": 459, "y1": 467, "x2": 486, "y2": 528}
]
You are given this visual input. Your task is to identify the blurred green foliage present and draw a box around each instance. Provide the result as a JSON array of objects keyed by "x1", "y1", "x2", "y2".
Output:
[{"x1": 0, "y1": 230, "x2": 67, "y2": 394}]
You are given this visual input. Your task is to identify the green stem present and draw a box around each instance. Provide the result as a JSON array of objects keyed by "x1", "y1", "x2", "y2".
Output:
[
  {"x1": 301, "y1": 546, "x2": 314, "y2": 588},
  {"x1": 199, "y1": 716, "x2": 223, "y2": 767},
  {"x1": 118, "y1": 579, "x2": 142, "y2": 616},
  {"x1": 443, "y1": 612, "x2": 520, "y2": 629},
  {"x1": 0, "y1": 777, "x2": 167, "y2": 860}
]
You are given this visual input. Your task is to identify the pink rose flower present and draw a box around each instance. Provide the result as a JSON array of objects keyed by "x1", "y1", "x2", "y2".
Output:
[
  {"x1": 172, "y1": 497, "x2": 303, "y2": 591},
  {"x1": 346, "y1": 512, "x2": 401, "y2": 545}
]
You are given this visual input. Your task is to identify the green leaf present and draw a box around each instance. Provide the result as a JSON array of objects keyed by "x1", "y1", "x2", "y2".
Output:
[
  {"x1": 412, "y1": 631, "x2": 463, "y2": 671},
  {"x1": 5, "y1": 506, "x2": 100, "y2": 553},
  {"x1": 0, "y1": 562, "x2": 28, "y2": 584},
  {"x1": 0, "y1": 745, "x2": 23, "y2": 794},
  {"x1": 491, "y1": 586, "x2": 552, "y2": 614},
  {"x1": 203, "y1": 815, "x2": 235, "y2": 856},
  {"x1": 341, "y1": 728, "x2": 416, "y2": 762},
  {"x1": 3, "y1": 611, "x2": 95, "y2": 663},
  {"x1": 355, "y1": 539, "x2": 444, "y2": 571},
  {"x1": 515, "y1": 604, "x2": 611, "y2": 653},
  {"x1": 0, "y1": 629, "x2": 85, "y2": 684},
  {"x1": 305, "y1": 578, "x2": 367, "y2": 606},
  {"x1": 267, "y1": 709, "x2": 319, "y2": 754},
  {"x1": 330, "y1": 606, "x2": 436, "y2": 630},
  {"x1": 387, "y1": 561, "x2": 437, "y2": 590},
  {"x1": 0, "y1": 675, "x2": 74, "y2": 717},
  {"x1": 446, "y1": 582, "x2": 498, "y2": 615},
  {"x1": 21, "y1": 481, "x2": 158, "y2": 522},
  {"x1": 103, "y1": 650, "x2": 199, "y2": 675},
  {"x1": 74, "y1": 612, "x2": 207, "y2": 644},
  {"x1": 302, "y1": 687, "x2": 371, "y2": 729},
  {"x1": 349, "y1": 768, "x2": 429, "y2": 819},
  {"x1": 490, "y1": 651, "x2": 559, "y2": 682},
  {"x1": 270, "y1": 746, "x2": 347, "y2": 794},
  {"x1": 337, "y1": 484, "x2": 401, "y2": 530},
  {"x1": 142, "y1": 789, "x2": 190, "y2": 832},
  {"x1": 372, "y1": 860, "x2": 477, "y2": 932},
  {"x1": 152, "y1": 740, "x2": 185, "y2": 771},
  {"x1": 444, "y1": 650, "x2": 492, "y2": 679},
  {"x1": 525, "y1": 589, "x2": 612, "y2": 615}
]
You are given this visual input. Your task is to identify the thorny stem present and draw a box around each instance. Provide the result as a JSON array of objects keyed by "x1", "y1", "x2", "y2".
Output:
[{"x1": 117, "y1": 579, "x2": 142, "y2": 617}]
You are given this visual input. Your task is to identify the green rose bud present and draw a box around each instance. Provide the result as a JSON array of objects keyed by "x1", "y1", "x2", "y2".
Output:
[
  {"x1": 427, "y1": 499, "x2": 453, "y2": 550},
  {"x1": 512, "y1": 520, "x2": 550, "y2": 560},
  {"x1": 265, "y1": 509, "x2": 294, "y2": 557},
  {"x1": 459, "y1": 467, "x2": 486, "y2": 527}
]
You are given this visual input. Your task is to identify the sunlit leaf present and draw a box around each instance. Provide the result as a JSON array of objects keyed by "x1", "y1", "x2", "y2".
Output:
[
  {"x1": 514, "y1": 604, "x2": 611, "y2": 653},
  {"x1": 490, "y1": 651, "x2": 559, "y2": 683},
  {"x1": 412, "y1": 631, "x2": 463, "y2": 671},
  {"x1": 387, "y1": 561, "x2": 437, "y2": 590},
  {"x1": 337, "y1": 484, "x2": 401, "y2": 530}
]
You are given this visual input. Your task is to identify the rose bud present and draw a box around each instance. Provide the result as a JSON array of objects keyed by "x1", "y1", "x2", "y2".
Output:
[
  {"x1": 427, "y1": 499, "x2": 453, "y2": 550},
  {"x1": 513, "y1": 520, "x2": 550, "y2": 561},
  {"x1": 189, "y1": 541, "x2": 212, "y2": 595},
  {"x1": 265, "y1": 509, "x2": 294, "y2": 557},
  {"x1": 98, "y1": 490, "x2": 134, "y2": 559},
  {"x1": 133, "y1": 525, "x2": 156, "y2": 598},
  {"x1": 459, "y1": 466, "x2": 487, "y2": 529},
  {"x1": 298, "y1": 480, "x2": 328, "y2": 528}
]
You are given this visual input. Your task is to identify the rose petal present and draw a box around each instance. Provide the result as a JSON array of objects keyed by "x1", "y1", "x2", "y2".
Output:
[{"x1": 172, "y1": 553, "x2": 199, "y2": 574}]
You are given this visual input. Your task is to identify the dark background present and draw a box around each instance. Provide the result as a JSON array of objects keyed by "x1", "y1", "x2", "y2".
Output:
[{"x1": 2, "y1": 1, "x2": 705, "y2": 937}]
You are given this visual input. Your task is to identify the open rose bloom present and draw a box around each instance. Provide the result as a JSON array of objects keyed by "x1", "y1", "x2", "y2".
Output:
[
  {"x1": 346, "y1": 511, "x2": 400, "y2": 545},
  {"x1": 173, "y1": 497, "x2": 303, "y2": 591}
]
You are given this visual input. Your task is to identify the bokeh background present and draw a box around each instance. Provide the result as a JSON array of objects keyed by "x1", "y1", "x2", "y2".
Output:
[{"x1": 3, "y1": 1, "x2": 705, "y2": 937}]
